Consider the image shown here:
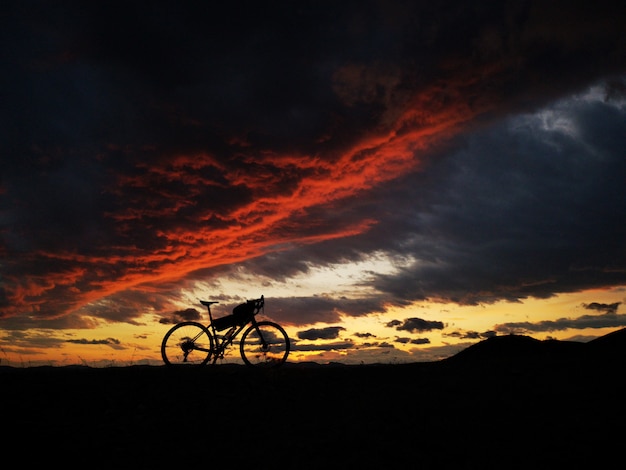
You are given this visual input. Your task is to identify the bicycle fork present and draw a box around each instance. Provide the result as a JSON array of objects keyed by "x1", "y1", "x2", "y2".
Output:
[{"x1": 251, "y1": 324, "x2": 272, "y2": 353}]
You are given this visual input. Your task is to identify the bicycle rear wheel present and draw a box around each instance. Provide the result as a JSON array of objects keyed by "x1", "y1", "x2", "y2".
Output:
[
  {"x1": 240, "y1": 321, "x2": 290, "y2": 367},
  {"x1": 161, "y1": 321, "x2": 213, "y2": 366}
]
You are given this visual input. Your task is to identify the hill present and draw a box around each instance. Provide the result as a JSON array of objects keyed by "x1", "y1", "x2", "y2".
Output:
[
  {"x1": 1, "y1": 328, "x2": 625, "y2": 468},
  {"x1": 444, "y1": 332, "x2": 583, "y2": 363},
  {"x1": 587, "y1": 326, "x2": 626, "y2": 353},
  {"x1": 444, "y1": 327, "x2": 626, "y2": 368}
]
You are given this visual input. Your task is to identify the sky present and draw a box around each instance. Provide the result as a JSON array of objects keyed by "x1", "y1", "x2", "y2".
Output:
[{"x1": 1, "y1": 0, "x2": 626, "y2": 367}]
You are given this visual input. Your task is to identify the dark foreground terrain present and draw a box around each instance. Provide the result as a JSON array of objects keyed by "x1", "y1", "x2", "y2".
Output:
[{"x1": 3, "y1": 329, "x2": 626, "y2": 469}]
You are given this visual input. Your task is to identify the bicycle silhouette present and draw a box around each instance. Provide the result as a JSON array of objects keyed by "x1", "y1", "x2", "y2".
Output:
[{"x1": 161, "y1": 295, "x2": 290, "y2": 367}]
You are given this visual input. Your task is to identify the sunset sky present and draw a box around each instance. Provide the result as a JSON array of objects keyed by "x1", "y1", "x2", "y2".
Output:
[{"x1": 2, "y1": 0, "x2": 626, "y2": 367}]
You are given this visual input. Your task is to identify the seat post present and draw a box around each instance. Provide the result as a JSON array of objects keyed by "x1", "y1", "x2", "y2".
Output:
[{"x1": 200, "y1": 300, "x2": 219, "y2": 324}]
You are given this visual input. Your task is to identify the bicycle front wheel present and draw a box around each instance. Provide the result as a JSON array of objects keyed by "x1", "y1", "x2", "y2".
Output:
[
  {"x1": 161, "y1": 321, "x2": 213, "y2": 366},
  {"x1": 240, "y1": 321, "x2": 290, "y2": 367}
]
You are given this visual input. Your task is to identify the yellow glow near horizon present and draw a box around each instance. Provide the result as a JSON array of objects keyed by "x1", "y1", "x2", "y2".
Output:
[{"x1": 1, "y1": 286, "x2": 624, "y2": 367}]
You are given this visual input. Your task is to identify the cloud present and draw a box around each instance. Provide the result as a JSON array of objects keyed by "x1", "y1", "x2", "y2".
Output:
[
  {"x1": 66, "y1": 337, "x2": 121, "y2": 348},
  {"x1": 583, "y1": 302, "x2": 621, "y2": 315},
  {"x1": 388, "y1": 318, "x2": 444, "y2": 333},
  {"x1": 395, "y1": 336, "x2": 431, "y2": 345},
  {"x1": 298, "y1": 326, "x2": 346, "y2": 341},
  {"x1": 291, "y1": 341, "x2": 355, "y2": 352},
  {"x1": 160, "y1": 308, "x2": 203, "y2": 325},
  {"x1": 1, "y1": 0, "x2": 625, "y2": 332},
  {"x1": 495, "y1": 301, "x2": 626, "y2": 334},
  {"x1": 445, "y1": 330, "x2": 497, "y2": 340},
  {"x1": 361, "y1": 88, "x2": 626, "y2": 306}
]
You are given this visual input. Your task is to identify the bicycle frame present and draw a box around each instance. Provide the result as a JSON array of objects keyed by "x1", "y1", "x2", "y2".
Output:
[
  {"x1": 203, "y1": 297, "x2": 266, "y2": 363},
  {"x1": 208, "y1": 318, "x2": 249, "y2": 363}
]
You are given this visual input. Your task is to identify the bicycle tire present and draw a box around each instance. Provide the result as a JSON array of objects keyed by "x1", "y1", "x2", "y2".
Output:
[
  {"x1": 161, "y1": 321, "x2": 213, "y2": 366},
  {"x1": 240, "y1": 321, "x2": 290, "y2": 367}
]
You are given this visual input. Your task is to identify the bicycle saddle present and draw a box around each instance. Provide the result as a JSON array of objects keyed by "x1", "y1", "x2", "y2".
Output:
[{"x1": 200, "y1": 300, "x2": 219, "y2": 306}]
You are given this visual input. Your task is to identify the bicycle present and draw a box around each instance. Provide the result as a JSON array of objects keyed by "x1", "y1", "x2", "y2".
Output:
[{"x1": 161, "y1": 295, "x2": 290, "y2": 367}]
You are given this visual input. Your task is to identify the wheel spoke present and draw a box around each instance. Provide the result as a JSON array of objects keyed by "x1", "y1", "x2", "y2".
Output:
[
  {"x1": 240, "y1": 321, "x2": 290, "y2": 367},
  {"x1": 161, "y1": 322, "x2": 213, "y2": 366}
]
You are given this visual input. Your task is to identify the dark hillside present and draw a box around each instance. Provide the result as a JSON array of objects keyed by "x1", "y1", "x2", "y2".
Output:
[
  {"x1": 2, "y1": 328, "x2": 625, "y2": 468},
  {"x1": 444, "y1": 327, "x2": 626, "y2": 371},
  {"x1": 443, "y1": 333, "x2": 587, "y2": 364},
  {"x1": 586, "y1": 326, "x2": 626, "y2": 354}
]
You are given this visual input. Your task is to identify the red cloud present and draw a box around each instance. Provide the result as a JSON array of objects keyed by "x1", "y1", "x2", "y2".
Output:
[{"x1": 2, "y1": 76, "x2": 492, "y2": 320}]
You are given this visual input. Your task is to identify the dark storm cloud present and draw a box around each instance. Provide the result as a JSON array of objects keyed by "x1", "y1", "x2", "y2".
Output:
[
  {"x1": 257, "y1": 87, "x2": 626, "y2": 311},
  {"x1": 298, "y1": 326, "x2": 346, "y2": 341},
  {"x1": 1, "y1": 0, "x2": 625, "y2": 327},
  {"x1": 367, "y1": 93, "x2": 626, "y2": 305}
]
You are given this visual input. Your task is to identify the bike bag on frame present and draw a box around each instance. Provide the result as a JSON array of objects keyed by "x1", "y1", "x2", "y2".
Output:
[
  {"x1": 212, "y1": 315, "x2": 237, "y2": 331},
  {"x1": 212, "y1": 299, "x2": 258, "y2": 331}
]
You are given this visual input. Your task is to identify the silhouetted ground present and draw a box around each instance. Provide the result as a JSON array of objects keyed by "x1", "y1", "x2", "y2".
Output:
[{"x1": 3, "y1": 329, "x2": 625, "y2": 468}]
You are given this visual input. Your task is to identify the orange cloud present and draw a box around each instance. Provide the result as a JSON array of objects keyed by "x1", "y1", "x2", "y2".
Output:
[{"x1": 3, "y1": 75, "x2": 494, "y2": 320}]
